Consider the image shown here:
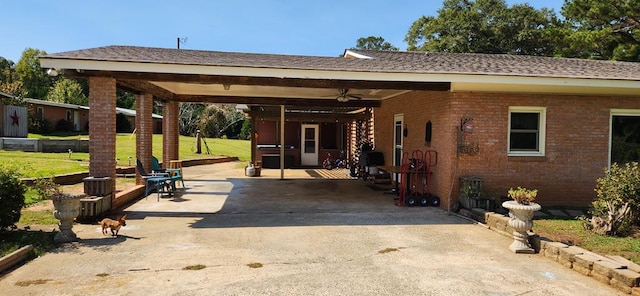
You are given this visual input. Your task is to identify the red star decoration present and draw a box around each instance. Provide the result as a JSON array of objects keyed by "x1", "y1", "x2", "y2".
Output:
[{"x1": 10, "y1": 110, "x2": 20, "y2": 126}]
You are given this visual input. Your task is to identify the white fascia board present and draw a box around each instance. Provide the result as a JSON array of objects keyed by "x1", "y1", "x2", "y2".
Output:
[{"x1": 40, "y1": 58, "x2": 640, "y2": 91}]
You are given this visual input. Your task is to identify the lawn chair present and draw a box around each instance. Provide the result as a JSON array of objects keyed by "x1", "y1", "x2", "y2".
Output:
[
  {"x1": 152, "y1": 156, "x2": 166, "y2": 173},
  {"x1": 136, "y1": 159, "x2": 174, "y2": 201},
  {"x1": 166, "y1": 166, "x2": 185, "y2": 188}
]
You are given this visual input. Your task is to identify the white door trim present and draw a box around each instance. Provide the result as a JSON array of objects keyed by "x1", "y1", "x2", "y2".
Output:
[{"x1": 301, "y1": 124, "x2": 319, "y2": 166}]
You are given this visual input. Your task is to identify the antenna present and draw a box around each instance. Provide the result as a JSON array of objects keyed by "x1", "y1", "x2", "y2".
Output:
[{"x1": 177, "y1": 37, "x2": 188, "y2": 49}]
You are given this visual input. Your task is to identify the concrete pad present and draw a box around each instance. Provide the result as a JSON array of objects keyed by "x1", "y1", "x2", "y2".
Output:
[{"x1": 0, "y1": 162, "x2": 625, "y2": 295}]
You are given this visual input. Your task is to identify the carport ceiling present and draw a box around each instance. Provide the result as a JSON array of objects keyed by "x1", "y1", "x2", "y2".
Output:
[{"x1": 40, "y1": 46, "x2": 451, "y2": 108}]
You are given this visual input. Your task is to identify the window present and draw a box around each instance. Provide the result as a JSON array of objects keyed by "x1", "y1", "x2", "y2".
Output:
[
  {"x1": 36, "y1": 107, "x2": 44, "y2": 120},
  {"x1": 508, "y1": 106, "x2": 546, "y2": 156}
]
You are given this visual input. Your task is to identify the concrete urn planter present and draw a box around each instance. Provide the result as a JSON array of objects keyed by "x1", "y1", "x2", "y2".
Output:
[
  {"x1": 502, "y1": 200, "x2": 541, "y2": 254},
  {"x1": 52, "y1": 193, "x2": 85, "y2": 243}
]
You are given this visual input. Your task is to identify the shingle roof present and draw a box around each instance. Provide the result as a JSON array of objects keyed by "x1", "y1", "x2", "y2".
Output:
[
  {"x1": 43, "y1": 45, "x2": 640, "y2": 81},
  {"x1": 347, "y1": 49, "x2": 640, "y2": 81}
]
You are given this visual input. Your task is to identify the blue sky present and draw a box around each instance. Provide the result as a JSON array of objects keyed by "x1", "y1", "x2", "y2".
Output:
[{"x1": 1, "y1": 0, "x2": 563, "y2": 63}]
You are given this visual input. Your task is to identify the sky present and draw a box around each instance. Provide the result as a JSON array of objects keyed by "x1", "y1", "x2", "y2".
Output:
[{"x1": 1, "y1": 0, "x2": 564, "y2": 63}]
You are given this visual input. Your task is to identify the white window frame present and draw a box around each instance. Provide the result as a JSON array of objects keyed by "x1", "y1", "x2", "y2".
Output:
[
  {"x1": 609, "y1": 109, "x2": 640, "y2": 167},
  {"x1": 507, "y1": 106, "x2": 546, "y2": 157}
]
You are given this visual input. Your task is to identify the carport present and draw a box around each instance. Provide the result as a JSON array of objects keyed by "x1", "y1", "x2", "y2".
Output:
[{"x1": 39, "y1": 46, "x2": 449, "y2": 198}]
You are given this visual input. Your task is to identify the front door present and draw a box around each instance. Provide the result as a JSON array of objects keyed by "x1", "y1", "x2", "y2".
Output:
[{"x1": 301, "y1": 124, "x2": 319, "y2": 166}]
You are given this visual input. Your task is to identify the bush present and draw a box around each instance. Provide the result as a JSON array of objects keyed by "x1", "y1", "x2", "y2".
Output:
[
  {"x1": 588, "y1": 162, "x2": 640, "y2": 236},
  {"x1": 116, "y1": 113, "x2": 132, "y2": 133},
  {"x1": 28, "y1": 114, "x2": 53, "y2": 134},
  {"x1": 55, "y1": 119, "x2": 74, "y2": 132},
  {"x1": 0, "y1": 162, "x2": 27, "y2": 230}
]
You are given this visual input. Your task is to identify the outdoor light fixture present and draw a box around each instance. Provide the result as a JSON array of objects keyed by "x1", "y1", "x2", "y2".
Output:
[
  {"x1": 47, "y1": 68, "x2": 59, "y2": 77},
  {"x1": 336, "y1": 95, "x2": 349, "y2": 102}
]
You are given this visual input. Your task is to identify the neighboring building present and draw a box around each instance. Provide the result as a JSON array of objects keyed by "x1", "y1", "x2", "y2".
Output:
[{"x1": 24, "y1": 98, "x2": 162, "y2": 134}]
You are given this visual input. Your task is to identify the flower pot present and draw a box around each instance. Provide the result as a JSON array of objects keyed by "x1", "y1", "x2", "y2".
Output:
[
  {"x1": 501, "y1": 200, "x2": 541, "y2": 254},
  {"x1": 52, "y1": 194, "x2": 85, "y2": 243}
]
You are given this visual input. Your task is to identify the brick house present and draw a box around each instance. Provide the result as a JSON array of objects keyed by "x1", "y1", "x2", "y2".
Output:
[
  {"x1": 24, "y1": 98, "x2": 162, "y2": 133},
  {"x1": 39, "y1": 46, "x2": 640, "y2": 209}
]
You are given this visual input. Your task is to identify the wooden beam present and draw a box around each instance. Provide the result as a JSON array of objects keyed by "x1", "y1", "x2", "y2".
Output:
[
  {"x1": 174, "y1": 95, "x2": 382, "y2": 107},
  {"x1": 250, "y1": 111, "x2": 368, "y2": 121},
  {"x1": 68, "y1": 70, "x2": 451, "y2": 91},
  {"x1": 117, "y1": 79, "x2": 175, "y2": 100}
]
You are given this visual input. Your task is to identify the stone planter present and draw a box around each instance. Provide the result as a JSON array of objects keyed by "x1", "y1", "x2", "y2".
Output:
[
  {"x1": 502, "y1": 200, "x2": 541, "y2": 254},
  {"x1": 51, "y1": 193, "x2": 85, "y2": 243}
]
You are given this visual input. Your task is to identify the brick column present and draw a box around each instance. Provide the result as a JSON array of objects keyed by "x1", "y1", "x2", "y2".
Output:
[
  {"x1": 88, "y1": 77, "x2": 116, "y2": 195},
  {"x1": 135, "y1": 93, "x2": 153, "y2": 185},
  {"x1": 162, "y1": 100, "x2": 180, "y2": 165}
]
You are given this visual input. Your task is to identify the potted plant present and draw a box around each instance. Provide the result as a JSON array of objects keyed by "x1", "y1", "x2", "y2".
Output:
[
  {"x1": 502, "y1": 187, "x2": 541, "y2": 253},
  {"x1": 33, "y1": 178, "x2": 85, "y2": 243}
]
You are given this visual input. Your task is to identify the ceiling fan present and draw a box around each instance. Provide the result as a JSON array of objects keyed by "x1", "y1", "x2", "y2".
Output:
[{"x1": 336, "y1": 89, "x2": 363, "y2": 102}]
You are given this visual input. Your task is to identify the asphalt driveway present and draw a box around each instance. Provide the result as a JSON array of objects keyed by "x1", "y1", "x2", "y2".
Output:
[{"x1": 0, "y1": 162, "x2": 623, "y2": 295}]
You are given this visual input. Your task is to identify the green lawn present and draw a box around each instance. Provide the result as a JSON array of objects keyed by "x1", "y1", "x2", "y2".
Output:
[
  {"x1": 534, "y1": 219, "x2": 640, "y2": 264},
  {"x1": 1, "y1": 134, "x2": 250, "y2": 178}
]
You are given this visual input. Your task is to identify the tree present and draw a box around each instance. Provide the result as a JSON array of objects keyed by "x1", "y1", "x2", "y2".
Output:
[
  {"x1": 0, "y1": 56, "x2": 23, "y2": 97},
  {"x1": 47, "y1": 77, "x2": 88, "y2": 106},
  {"x1": 354, "y1": 36, "x2": 399, "y2": 51},
  {"x1": 561, "y1": 0, "x2": 640, "y2": 61},
  {"x1": 198, "y1": 104, "x2": 245, "y2": 138},
  {"x1": 405, "y1": 0, "x2": 562, "y2": 56},
  {"x1": 116, "y1": 89, "x2": 135, "y2": 109},
  {"x1": 179, "y1": 103, "x2": 206, "y2": 136},
  {"x1": 15, "y1": 48, "x2": 53, "y2": 99}
]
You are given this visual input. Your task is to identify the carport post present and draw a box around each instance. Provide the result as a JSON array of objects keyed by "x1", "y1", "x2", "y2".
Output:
[{"x1": 280, "y1": 104, "x2": 285, "y2": 179}]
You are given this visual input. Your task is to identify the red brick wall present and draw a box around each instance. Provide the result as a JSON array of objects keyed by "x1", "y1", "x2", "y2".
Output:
[
  {"x1": 88, "y1": 77, "x2": 116, "y2": 197},
  {"x1": 28, "y1": 104, "x2": 89, "y2": 132},
  {"x1": 135, "y1": 94, "x2": 153, "y2": 185},
  {"x1": 376, "y1": 91, "x2": 455, "y2": 207},
  {"x1": 375, "y1": 91, "x2": 640, "y2": 208}
]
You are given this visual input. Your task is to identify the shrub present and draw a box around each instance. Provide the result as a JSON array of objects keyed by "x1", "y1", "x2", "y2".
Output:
[
  {"x1": 55, "y1": 119, "x2": 74, "y2": 132},
  {"x1": 0, "y1": 162, "x2": 27, "y2": 230},
  {"x1": 28, "y1": 114, "x2": 53, "y2": 134},
  {"x1": 588, "y1": 162, "x2": 640, "y2": 236},
  {"x1": 116, "y1": 113, "x2": 132, "y2": 133}
]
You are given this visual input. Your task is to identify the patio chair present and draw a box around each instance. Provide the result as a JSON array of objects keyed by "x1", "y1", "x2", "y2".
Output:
[
  {"x1": 166, "y1": 166, "x2": 185, "y2": 188},
  {"x1": 152, "y1": 156, "x2": 166, "y2": 173},
  {"x1": 136, "y1": 159, "x2": 174, "y2": 201}
]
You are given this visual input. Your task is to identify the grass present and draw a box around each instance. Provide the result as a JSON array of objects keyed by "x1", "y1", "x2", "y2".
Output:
[
  {"x1": 533, "y1": 218, "x2": 640, "y2": 264},
  {"x1": 1, "y1": 133, "x2": 250, "y2": 178},
  {"x1": 0, "y1": 230, "x2": 57, "y2": 258},
  {"x1": 18, "y1": 210, "x2": 58, "y2": 225}
]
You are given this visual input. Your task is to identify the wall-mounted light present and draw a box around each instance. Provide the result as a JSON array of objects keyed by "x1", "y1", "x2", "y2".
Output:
[
  {"x1": 223, "y1": 84, "x2": 231, "y2": 90},
  {"x1": 403, "y1": 125, "x2": 408, "y2": 137},
  {"x1": 47, "y1": 68, "x2": 58, "y2": 77}
]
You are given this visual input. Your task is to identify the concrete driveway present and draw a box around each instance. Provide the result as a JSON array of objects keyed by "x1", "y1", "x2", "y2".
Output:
[{"x1": 0, "y1": 162, "x2": 623, "y2": 295}]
